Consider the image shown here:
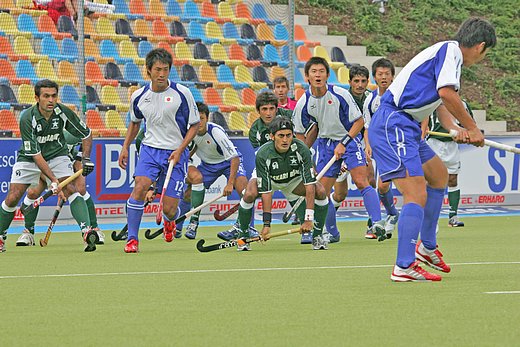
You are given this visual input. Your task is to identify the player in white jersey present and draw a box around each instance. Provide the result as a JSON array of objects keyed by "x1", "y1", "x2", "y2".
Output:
[
  {"x1": 119, "y1": 48, "x2": 200, "y2": 253},
  {"x1": 293, "y1": 57, "x2": 385, "y2": 243},
  {"x1": 363, "y1": 58, "x2": 399, "y2": 239},
  {"x1": 368, "y1": 18, "x2": 495, "y2": 281},
  {"x1": 181, "y1": 102, "x2": 248, "y2": 239}
]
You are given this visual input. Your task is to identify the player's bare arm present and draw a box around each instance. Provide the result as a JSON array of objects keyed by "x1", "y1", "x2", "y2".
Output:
[
  {"x1": 224, "y1": 156, "x2": 240, "y2": 196},
  {"x1": 334, "y1": 117, "x2": 364, "y2": 159},
  {"x1": 301, "y1": 183, "x2": 316, "y2": 233},
  {"x1": 119, "y1": 121, "x2": 141, "y2": 170},
  {"x1": 260, "y1": 191, "x2": 273, "y2": 240}
]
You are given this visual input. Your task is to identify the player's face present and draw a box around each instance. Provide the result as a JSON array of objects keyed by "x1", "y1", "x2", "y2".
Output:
[
  {"x1": 36, "y1": 87, "x2": 58, "y2": 115},
  {"x1": 349, "y1": 75, "x2": 368, "y2": 97},
  {"x1": 272, "y1": 129, "x2": 293, "y2": 153},
  {"x1": 274, "y1": 82, "x2": 289, "y2": 102},
  {"x1": 198, "y1": 112, "x2": 208, "y2": 135},
  {"x1": 465, "y1": 43, "x2": 489, "y2": 66},
  {"x1": 374, "y1": 67, "x2": 393, "y2": 90},
  {"x1": 147, "y1": 61, "x2": 170, "y2": 92},
  {"x1": 258, "y1": 104, "x2": 277, "y2": 124},
  {"x1": 306, "y1": 64, "x2": 329, "y2": 91}
]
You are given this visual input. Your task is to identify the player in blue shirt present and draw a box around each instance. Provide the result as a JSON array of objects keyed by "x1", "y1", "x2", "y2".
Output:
[{"x1": 368, "y1": 18, "x2": 496, "y2": 281}]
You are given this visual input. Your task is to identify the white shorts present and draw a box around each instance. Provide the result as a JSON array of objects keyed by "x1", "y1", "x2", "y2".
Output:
[
  {"x1": 10, "y1": 156, "x2": 74, "y2": 185},
  {"x1": 427, "y1": 138, "x2": 461, "y2": 175},
  {"x1": 271, "y1": 176, "x2": 303, "y2": 201}
]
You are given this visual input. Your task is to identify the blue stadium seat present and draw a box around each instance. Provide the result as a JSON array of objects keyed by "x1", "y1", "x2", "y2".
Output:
[
  {"x1": 188, "y1": 86, "x2": 204, "y2": 103},
  {"x1": 187, "y1": 21, "x2": 219, "y2": 44},
  {"x1": 124, "y1": 62, "x2": 147, "y2": 86},
  {"x1": 61, "y1": 38, "x2": 79, "y2": 59},
  {"x1": 41, "y1": 36, "x2": 76, "y2": 62},
  {"x1": 100, "y1": 40, "x2": 133, "y2": 64},
  {"x1": 60, "y1": 85, "x2": 81, "y2": 109},
  {"x1": 15, "y1": 60, "x2": 39, "y2": 84},
  {"x1": 247, "y1": 44, "x2": 277, "y2": 67},
  {"x1": 294, "y1": 67, "x2": 309, "y2": 89},
  {"x1": 166, "y1": 0, "x2": 183, "y2": 17},
  {"x1": 328, "y1": 69, "x2": 350, "y2": 89},
  {"x1": 181, "y1": 0, "x2": 213, "y2": 23},
  {"x1": 113, "y1": 0, "x2": 143, "y2": 20},
  {"x1": 273, "y1": 24, "x2": 289, "y2": 42},
  {"x1": 138, "y1": 40, "x2": 153, "y2": 58},
  {"x1": 222, "y1": 22, "x2": 252, "y2": 46},
  {"x1": 251, "y1": 3, "x2": 281, "y2": 25},
  {"x1": 263, "y1": 44, "x2": 288, "y2": 68},
  {"x1": 169, "y1": 66, "x2": 181, "y2": 82},
  {"x1": 17, "y1": 14, "x2": 48, "y2": 39},
  {"x1": 216, "y1": 65, "x2": 248, "y2": 89}
]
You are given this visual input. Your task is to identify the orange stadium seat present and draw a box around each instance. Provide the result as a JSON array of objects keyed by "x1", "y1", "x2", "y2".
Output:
[
  {"x1": 0, "y1": 110, "x2": 21, "y2": 137},
  {"x1": 201, "y1": 1, "x2": 229, "y2": 24},
  {"x1": 257, "y1": 23, "x2": 286, "y2": 47},
  {"x1": 199, "y1": 65, "x2": 231, "y2": 89},
  {"x1": 241, "y1": 87, "x2": 256, "y2": 107},
  {"x1": 85, "y1": 39, "x2": 115, "y2": 64},
  {"x1": 211, "y1": 43, "x2": 241, "y2": 67},
  {"x1": 223, "y1": 87, "x2": 255, "y2": 112},
  {"x1": 235, "y1": 3, "x2": 264, "y2": 26},
  {"x1": 86, "y1": 110, "x2": 120, "y2": 137},
  {"x1": 294, "y1": 87, "x2": 305, "y2": 101},
  {"x1": 152, "y1": 19, "x2": 184, "y2": 44},
  {"x1": 294, "y1": 25, "x2": 320, "y2": 47},
  {"x1": 297, "y1": 45, "x2": 313, "y2": 65},
  {"x1": 38, "y1": 14, "x2": 71, "y2": 39},
  {"x1": 86, "y1": 61, "x2": 119, "y2": 86},
  {"x1": 57, "y1": 60, "x2": 79, "y2": 85},
  {"x1": 203, "y1": 87, "x2": 237, "y2": 112},
  {"x1": 0, "y1": 59, "x2": 30, "y2": 85},
  {"x1": 229, "y1": 43, "x2": 260, "y2": 67}
]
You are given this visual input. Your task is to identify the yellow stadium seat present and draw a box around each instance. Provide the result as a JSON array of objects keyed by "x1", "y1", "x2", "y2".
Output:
[
  {"x1": 105, "y1": 109, "x2": 127, "y2": 135},
  {"x1": 37, "y1": 60, "x2": 71, "y2": 84},
  {"x1": 313, "y1": 46, "x2": 344, "y2": 70},
  {"x1": 223, "y1": 87, "x2": 255, "y2": 112},
  {"x1": 175, "y1": 42, "x2": 206, "y2": 66},
  {"x1": 13, "y1": 36, "x2": 46, "y2": 62},
  {"x1": 229, "y1": 111, "x2": 248, "y2": 135},
  {"x1": 0, "y1": 1, "x2": 25, "y2": 16},
  {"x1": 337, "y1": 66, "x2": 350, "y2": 84},
  {"x1": 18, "y1": 84, "x2": 35, "y2": 104},
  {"x1": 96, "y1": 17, "x2": 127, "y2": 41},
  {"x1": 120, "y1": 40, "x2": 145, "y2": 64},
  {"x1": 247, "y1": 111, "x2": 259, "y2": 128},
  {"x1": 205, "y1": 22, "x2": 236, "y2": 45},
  {"x1": 270, "y1": 66, "x2": 286, "y2": 81},
  {"x1": 234, "y1": 65, "x2": 266, "y2": 90},
  {"x1": 211, "y1": 43, "x2": 241, "y2": 67},
  {"x1": 58, "y1": 60, "x2": 79, "y2": 86},
  {"x1": 257, "y1": 23, "x2": 286, "y2": 47},
  {"x1": 218, "y1": 2, "x2": 247, "y2": 25},
  {"x1": 85, "y1": 38, "x2": 115, "y2": 64},
  {"x1": 199, "y1": 65, "x2": 231, "y2": 89},
  {"x1": 101, "y1": 85, "x2": 129, "y2": 112}
]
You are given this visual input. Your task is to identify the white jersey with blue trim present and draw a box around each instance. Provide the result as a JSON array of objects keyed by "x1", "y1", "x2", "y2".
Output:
[
  {"x1": 192, "y1": 122, "x2": 239, "y2": 164},
  {"x1": 130, "y1": 80, "x2": 200, "y2": 150},
  {"x1": 362, "y1": 88, "x2": 382, "y2": 129},
  {"x1": 382, "y1": 40, "x2": 462, "y2": 122},
  {"x1": 293, "y1": 84, "x2": 362, "y2": 141}
]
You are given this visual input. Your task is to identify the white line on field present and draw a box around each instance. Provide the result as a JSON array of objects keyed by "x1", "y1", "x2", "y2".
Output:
[
  {"x1": 484, "y1": 291, "x2": 520, "y2": 294},
  {"x1": 0, "y1": 261, "x2": 519, "y2": 280}
]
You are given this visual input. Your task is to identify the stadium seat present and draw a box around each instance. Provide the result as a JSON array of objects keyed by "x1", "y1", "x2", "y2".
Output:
[
  {"x1": 328, "y1": 68, "x2": 350, "y2": 89},
  {"x1": 97, "y1": 17, "x2": 127, "y2": 42},
  {"x1": 14, "y1": 36, "x2": 47, "y2": 62},
  {"x1": 138, "y1": 40, "x2": 153, "y2": 58},
  {"x1": 166, "y1": 0, "x2": 183, "y2": 17},
  {"x1": 15, "y1": 60, "x2": 39, "y2": 84},
  {"x1": 235, "y1": 65, "x2": 266, "y2": 90},
  {"x1": 251, "y1": 3, "x2": 281, "y2": 25},
  {"x1": 17, "y1": 13, "x2": 48, "y2": 39},
  {"x1": 113, "y1": 0, "x2": 143, "y2": 20},
  {"x1": 194, "y1": 42, "x2": 223, "y2": 66},
  {"x1": 105, "y1": 109, "x2": 127, "y2": 135},
  {"x1": 86, "y1": 109, "x2": 120, "y2": 137},
  {"x1": 115, "y1": 18, "x2": 145, "y2": 42},
  {"x1": 223, "y1": 87, "x2": 254, "y2": 112},
  {"x1": 152, "y1": 19, "x2": 184, "y2": 44},
  {"x1": 0, "y1": 84, "x2": 18, "y2": 104},
  {"x1": 85, "y1": 38, "x2": 114, "y2": 64},
  {"x1": 294, "y1": 67, "x2": 309, "y2": 89},
  {"x1": 247, "y1": 44, "x2": 276, "y2": 67},
  {"x1": 264, "y1": 44, "x2": 288, "y2": 68},
  {"x1": 57, "y1": 60, "x2": 79, "y2": 85},
  {"x1": 181, "y1": 0, "x2": 212, "y2": 23},
  {"x1": 235, "y1": 3, "x2": 263, "y2": 26},
  {"x1": 229, "y1": 43, "x2": 259, "y2": 67},
  {"x1": 38, "y1": 14, "x2": 71, "y2": 39},
  {"x1": 57, "y1": 15, "x2": 77, "y2": 38},
  {"x1": 241, "y1": 88, "x2": 256, "y2": 108},
  {"x1": 149, "y1": 0, "x2": 177, "y2": 21},
  {"x1": 211, "y1": 43, "x2": 241, "y2": 67},
  {"x1": 181, "y1": 64, "x2": 212, "y2": 88},
  {"x1": 86, "y1": 85, "x2": 101, "y2": 110},
  {"x1": 0, "y1": 59, "x2": 30, "y2": 85},
  {"x1": 217, "y1": 65, "x2": 248, "y2": 89},
  {"x1": 337, "y1": 66, "x2": 350, "y2": 85},
  {"x1": 313, "y1": 46, "x2": 344, "y2": 69},
  {"x1": 0, "y1": 110, "x2": 21, "y2": 137},
  {"x1": 294, "y1": 25, "x2": 320, "y2": 47},
  {"x1": 257, "y1": 23, "x2": 285, "y2": 47},
  {"x1": 168, "y1": 66, "x2": 181, "y2": 82},
  {"x1": 124, "y1": 62, "x2": 147, "y2": 86},
  {"x1": 188, "y1": 21, "x2": 219, "y2": 45},
  {"x1": 199, "y1": 65, "x2": 230, "y2": 89},
  {"x1": 100, "y1": 40, "x2": 132, "y2": 64},
  {"x1": 228, "y1": 111, "x2": 248, "y2": 135},
  {"x1": 17, "y1": 83, "x2": 34, "y2": 104},
  {"x1": 188, "y1": 86, "x2": 205, "y2": 105},
  {"x1": 83, "y1": 17, "x2": 100, "y2": 40},
  {"x1": 41, "y1": 36, "x2": 76, "y2": 62},
  {"x1": 270, "y1": 66, "x2": 286, "y2": 81},
  {"x1": 209, "y1": 111, "x2": 229, "y2": 130},
  {"x1": 61, "y1": 38, "x2": 79, "y2": 60},
  {"x1": 86, "y1": 61, "x2": 119, "y2": 86},
  {"x1": 294, "y1": 87, "x2": 305, "y2": 101},
  {"x1": 330, "y1": 46, "x2": 352, "y2": 68},
  {"x1": 241, "y1": 23, "x2": 268, "y2": 45},
  {"x1": 59, "y1": 85, "x2": 80, "y2": 110},
  {"x1": 176, "y1": 41, "x2": 207, "y2": 66},
  {"x1": 120, "y1": 40, "x2": 145, "y2": 65},
  {"x1": 205, "y1": 21, "x2": 236, "y2": 45},
  {"x1": 222, "y1": 22, "x2": 252, "y2": 46},
  {"x1": 218, "y1": 2, "x2": 247, "y2": 25},
  {"x1": 0, "y1": 12, "x2": 32, "y2": 38},
  {"x1": 157, "y1": 41, "x2": 188, "y2": 66},
  {"x1": 274, "y1": 24, "x2": 289, "y2": 42},
  {"x1": 129, "y1": 0, "x2": 155, "y2": 21},
  {"x1": 101, "y1": 85, "x2": 129, "y2": 112},
  {"x1": 105, "y1": 61, "x2": 138, "y2": 87},
  {"x1": 37, "y1": 59, "x2": 71, "y2": 85},
  {"x1": 252, "y1": 66, "x2": 272, "y2": 88},
  {"x1": 0, "y1": 36, "x2": 28, "y2": 61},
  {"x1": 203, "y1": 87, "x2": 236, "y2": 112},
  {"x1": 296, "y1": 45, "x2": 312, "y2": 67},
  {"x1": 201, "y1": 1, "x2": 229, "y2": 24},
  {"x1": 246, "y1": 111, "x2": 259, "y2": 127}
]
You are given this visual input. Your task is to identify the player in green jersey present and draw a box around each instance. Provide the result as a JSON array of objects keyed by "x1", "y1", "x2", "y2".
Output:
[
  {"x1": 235, "y1": 117, "x2": 329, "y2": 251},
  {"x1": 0, "y1": 79, "x2": 97, "y2": 253}
]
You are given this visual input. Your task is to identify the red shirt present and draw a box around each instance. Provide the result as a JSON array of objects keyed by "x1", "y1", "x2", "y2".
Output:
[{"x1": 278, "y1": 98, "x2": 297, "y2": 111}]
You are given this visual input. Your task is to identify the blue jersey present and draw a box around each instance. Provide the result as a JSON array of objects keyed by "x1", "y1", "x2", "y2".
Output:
[
  {"x1": 293, "y1": 84, "x2": 362, "y2": 141},
  {"x1": 381, "y1": 41, "x2": 462, "y2": 122},
  {"x1": 362, "y1": 88, "x2": 381, "y2": 129}
]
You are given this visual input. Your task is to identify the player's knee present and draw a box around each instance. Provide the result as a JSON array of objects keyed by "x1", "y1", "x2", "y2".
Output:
[
  {"x1": 189, "y1": 171, "x2": 203, "y2": 185},
  {"x1": 378, "y1": 181, "x2": 390, "y2": 194},
  {"x1": 315, "y1": 184, "x2": 327, "y2": 200},
  {"x1": 448, "y1": 174, "x2": 458, "y2": 187}
]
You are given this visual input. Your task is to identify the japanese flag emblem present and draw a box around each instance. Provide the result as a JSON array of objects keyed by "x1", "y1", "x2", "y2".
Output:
[{"x1": 165, "y1": 96, "x2": 173, "y2": 102}]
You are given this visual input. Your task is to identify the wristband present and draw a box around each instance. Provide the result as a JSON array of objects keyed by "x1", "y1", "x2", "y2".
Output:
[
  {"x1": 340, "y1": 134, "x2": 352, "y2": 146},
  {"x1": 263, "y1": 212, "x2": 272, "y2": 226},
  {"x1": 304, "y1": 209, "x2": 314, "y2": 221},
  {"x1": 50, "y1": 182, "x2": 59, "y2": 194}
]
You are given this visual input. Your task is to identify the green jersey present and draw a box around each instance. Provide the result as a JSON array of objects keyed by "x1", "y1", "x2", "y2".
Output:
[
  {"x1": 248, "y1": 108, "x2": 293, "y2": 149},
  {"x1": 428, "y1": 101, "x2": 474, "y2": 142},
  {"x1": 136, "y1": 128, "x2": 145, "y2": 153},
  {"x1": 255, "y1": 138, "x2": 315, "y2": 194},
  {"x1": 63, "y1": 130, "x2": 82, "y2": 161},
  {"x1": 349, "y1": 90, "x2": 369, "y2": 112},
  {"x1": 18, "y1": 103, "x2": 90, "y2": 163}
]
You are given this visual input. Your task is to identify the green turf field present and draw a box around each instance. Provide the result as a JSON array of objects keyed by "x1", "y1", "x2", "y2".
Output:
[{"x1": 2, "y1": 216, "x2": 520, "y2": 346}]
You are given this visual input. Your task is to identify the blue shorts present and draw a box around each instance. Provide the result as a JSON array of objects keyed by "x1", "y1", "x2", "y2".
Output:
[
  {"x1": 198, "y1": 157, "x2": 247, "y2": 189},
  {"x1": 315, "y1": 136, "x2": 366, "y2": 178},
  {"x1": 134, "y1": 144, "x2": 189, "y2": 199},
  {"x1": 368, "y1": 105, "x2": 436, "y2": 182}
]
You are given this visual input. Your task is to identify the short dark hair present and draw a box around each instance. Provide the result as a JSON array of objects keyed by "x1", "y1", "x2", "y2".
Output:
[
  {"x1": 454, "y1": 17, "x2": 496, "y2": 50},
  {"x1": 372, "y1": 58, "x2": 395, "y2": 77},
  {"x1": 255, "y1": 91, "x2": 278, "y2": 111},
  {"x1": 145, "y1": 48, "x2": 173, "y2": 72},
  {"x1": 273, "y1": 76, "x2": 289, "y2": 87},
  {"x1": 349, "y1": 64, "x2": 369, "y2": 81},
  {"x1": 269, "y1": 116, "x2": 293, "y2": 134},
  {"x1": 35, "y1": 79, "x2": 59, "y2": 97},
  {"x1": 304, "y1": 56, "x2": 329, "y2": 76},
  {"x1": 196, "y1": 101, "x2": 209, "y2": 117}
]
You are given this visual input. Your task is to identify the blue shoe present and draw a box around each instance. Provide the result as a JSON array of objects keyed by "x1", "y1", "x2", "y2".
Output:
[
  {"x1": 217, "y1": 223, "x2": 239, "y2": 241},
  {"x1": 300, "y1": 232, "x2": 312, "y2": 244},
  {"x1": 329, "y1": 233, "x2": 340, "y2": 243},
  {"x1": 175, "y1": 230, "x2": 182, "y2": 239},
  {"x1": 184, "y1": 222, "x2": 198, "y2": 240},
  {"x1": 248, "y1": 226, "x2": 259, "y2": 238}
]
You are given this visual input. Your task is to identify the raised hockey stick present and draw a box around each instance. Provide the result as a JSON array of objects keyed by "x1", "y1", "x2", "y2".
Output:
[
  {"x1": 145, "y1": 193, "x2": 224, "y2": 240},
  {"x1": 282, "y1": 156, "x2": 337, "y2": 223},
  {"x1": 22, "y1": 169, "x2": 83, "y2": 215},
  {"x1": 213, "y1": 202, "x2": 240, "y2": 221},
  {"x1": 428, "y1": 130, "x2": 520, "y2": 154},
  {"x1": 39, "y1": 199, "x2": 65, "y2": 247},
  {"x1": 196, "y1": 227, "x2": 301, "y2": 252},
  {"x1": 110, "y1": 201, "x2": 152, "y2": 241},
  {"x1": 156, "y1": 160, "x2": 175, "y2": 225}
]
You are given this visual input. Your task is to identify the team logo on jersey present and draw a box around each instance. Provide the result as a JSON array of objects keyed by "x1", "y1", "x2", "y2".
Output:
[
  {"x1": 165, "y1": 96, "x2": 173, "y2": 102},
  {"x1": 143, "y1": 97, "x2": 151, "y2": 103},
  {"x1": 51, "y1": 118, "x2": 59, "y2": 129},
  {"x1": 36, "y1": 124, "x2": 42, "y2": 132},
  {"x1": 328, "y1": 99, "x2": 333, "y2": 105},
  {"x1": 24, "y1": 141, "x2": 31, "y2": 151},
  {"x1": 53, "y1": 106, "x2": 62, "y2": 115},
  {"x1": 272, "y1": 161, "x2": 279, "y2": 170},
  {"x1": 290, "y1": 144, "x2": 297, "y2": 152},
  {"x1": 16, "y1": 170, "x2": 21, "y2": 177},
  {"x1": 289, "y1": 157, "x2": 298, "y2": 165},
  {"x1": 310, "y1": 103, "x2": 316, "y2": 110}
]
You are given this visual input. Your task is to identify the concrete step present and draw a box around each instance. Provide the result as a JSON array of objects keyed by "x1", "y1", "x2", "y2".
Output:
[
  {"x1": 294, "y1": 14, "x2": 308, "y2": 26},
  {"x1": 482, "y1": 121, "x2": 507, "y2": 134},
  {"x1": 300, "y1": 24, "x2": 328, "y2": 37},
  {"x1": 473, "y1": 110, "x2": 487, "y2": 124}
]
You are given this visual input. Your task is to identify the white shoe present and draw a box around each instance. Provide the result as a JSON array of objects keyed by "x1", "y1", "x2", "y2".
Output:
[
  {"x1": 0, "y1": 234, "x2": 6, "y2": 253},
  {"x1": 94, "y1": 228, "x2": 105, "y2": 245},
  {"x1": 391, "y1": 261, "x2": 442, "y2": 282},
  {"x1": 237, "y1": 238, "x2": 250, "y2": 251},
  {"x1": 16, "y1": 230, "x2": 35, "y2": 246},
  {"x1": 384, "y1": 213, "x2": 399, "y2": 238},
  {"x1": 312, "y1": 235, "x2": 328, "y2": 250}
]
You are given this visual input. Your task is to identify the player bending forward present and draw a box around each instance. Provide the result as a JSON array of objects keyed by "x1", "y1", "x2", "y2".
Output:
[{"x1": 235, "y1": 117, "x2": 330, "y2": 251}]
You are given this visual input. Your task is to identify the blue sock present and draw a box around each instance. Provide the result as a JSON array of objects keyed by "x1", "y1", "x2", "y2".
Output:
[
  {"x1": 176, "y1": 199, "x2": 191, "y2": 231},
  {"x1": 420, "y1": 186, "x2": 445, "y2": 250},
  {"x1": 360, "y1": 186, "x2": 382, "y2": 222},
  {"x1": 396, "y1": 203, "x2": 424, "y2": 268},
  {"x1": 127, "y1": 198, "x2": 144, "y2": 241},
  {"x1": 325, "y1": 200, "x2": 339, "y2": 237},
  {"x1": 379, "y1": 189, "x2": 398, "y2": 216},
  {"x1": 249, "y1": 204, "x2": 255, "y2": 229}
]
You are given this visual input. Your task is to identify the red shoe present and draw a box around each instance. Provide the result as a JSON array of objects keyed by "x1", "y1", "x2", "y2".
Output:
[
  {"x1": 391, "y1": 261, "x2": 442, "y2": 282},
  {"x1": 124, "y1": 239, "x2": 139, "y2": 253},
  {"x1": 163, "y1": 220, "x2": 176, "y2": 242},
  {"x1": 415, "y1": 240, "x2": 451, "y2": 273}
]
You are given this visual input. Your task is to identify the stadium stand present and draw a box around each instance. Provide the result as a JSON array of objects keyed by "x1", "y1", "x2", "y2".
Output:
[{"x1": 0, "y1": 109, "x2": 20, "y2": 136}]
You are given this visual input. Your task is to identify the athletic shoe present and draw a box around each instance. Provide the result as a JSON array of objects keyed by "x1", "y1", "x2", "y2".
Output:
[
  {"x1": 415, "y1": 240, "x2": 451, "y2": 273},
  {"x1": 372, "y1": 220, "x2": 387, "y2": 242},
  {"x1": 0, "y1": 234, "x2": 6, "y2": 253},
  {"x1": 237, "y1": 238, "x2": 250, "y2": 251},
  {"x1": 124, "y1": 239, "x2": 139, "y2": 253},
  {"x1": 175, "y1": 230, "x2": 182, "y2": 239},
  {"x1": 300, "y1": 232, "x2": 312, "y2": 244},
  {"x1": 184, "y1": 222, "x2": 198, "y2": 240},
  {"x1": 83, "y1": 228, "x2": 99, "y2": 252},
  {"x1": 448, "y1": 216, "x2": 464, "y2": 227},
  {"x1": 248, "y1": 226, "x2": 259, "y2": 238},
  {"x1": 163, "y1": 220, "x2": 176, "y2": 242},
  {"x1": 93, "y1": 228, "x2": 105, "y2": 245},
  {"x1": 384, "y1": 213, "x2": 399, "y2": 239},
  {"x1": 329, "y1": 233, "x2": 341, "y2": 243},
  {"x1": 312, "y1": 235, "x2": 328, "y2": 250},
  {"x1": 217, "y1": 223, "x2": 239, "y2": 241},
  {"x1": 291, "y1": 214, "x2": 300, "y2": 225},
  {"x1": 16, "y1": 229, "x2": 35, "y2": 246},
  {"x1": 365, "y1": 229, "x2": 377, "y2": 239},
  {"x1": 390, "y1": 261, "x2": 442, "y2": 282}
]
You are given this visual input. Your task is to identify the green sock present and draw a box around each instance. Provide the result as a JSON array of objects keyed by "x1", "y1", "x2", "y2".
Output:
[
  {"x1": 190, "y1": 185, "x2": 205, "y2": 223},
  {"x1": 21, "y1": 203, "x2": 39, "y2": 234},
  {"x1": 448, "y1": 189, "x2": 460, "y2": 218},
  {"x1": 69, "y1": 195, "x2": 91, "y2": 231},
  {"x1": 313, "y1": 202, "x2": 328, "y2": 238},
  {"x1": 84, "y1": 196, "x2": 98, "y2": 228},
  {"x1": 0, "y1": 203, "x2": 16, "y2": 235},
  {"x1": 237, "y1": 202, "x2": 253, "y2": 239}
]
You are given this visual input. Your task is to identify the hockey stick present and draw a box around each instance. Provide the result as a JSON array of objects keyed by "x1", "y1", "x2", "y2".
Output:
[
  {"x1": 282, "y1": 156, "x2": 337, "y2": 223},
  {"x1": 196, "y1": 227, "x2": 301, "y2": 252},
  {"x1": 22, "y1": 169, "x2": 83, "y2": 215},
  {"x1": 145, "y1": 193, "x2": 224, "y2": 240},
  {"x1": 428, "y1": 130, "x2": 520, "y2": 155},
  {"x1": 39, "y1": 199, "x2": 65, "y2": 247},
  {"x1": 110, "y1": 201, "x2": 152, "y2": 241},
  {"x1": 213, "y1": 202, "x2": 240, "y2": 221},
  {"x1": 156, "y1": 160, "x2": 175, "y2": 225}
]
